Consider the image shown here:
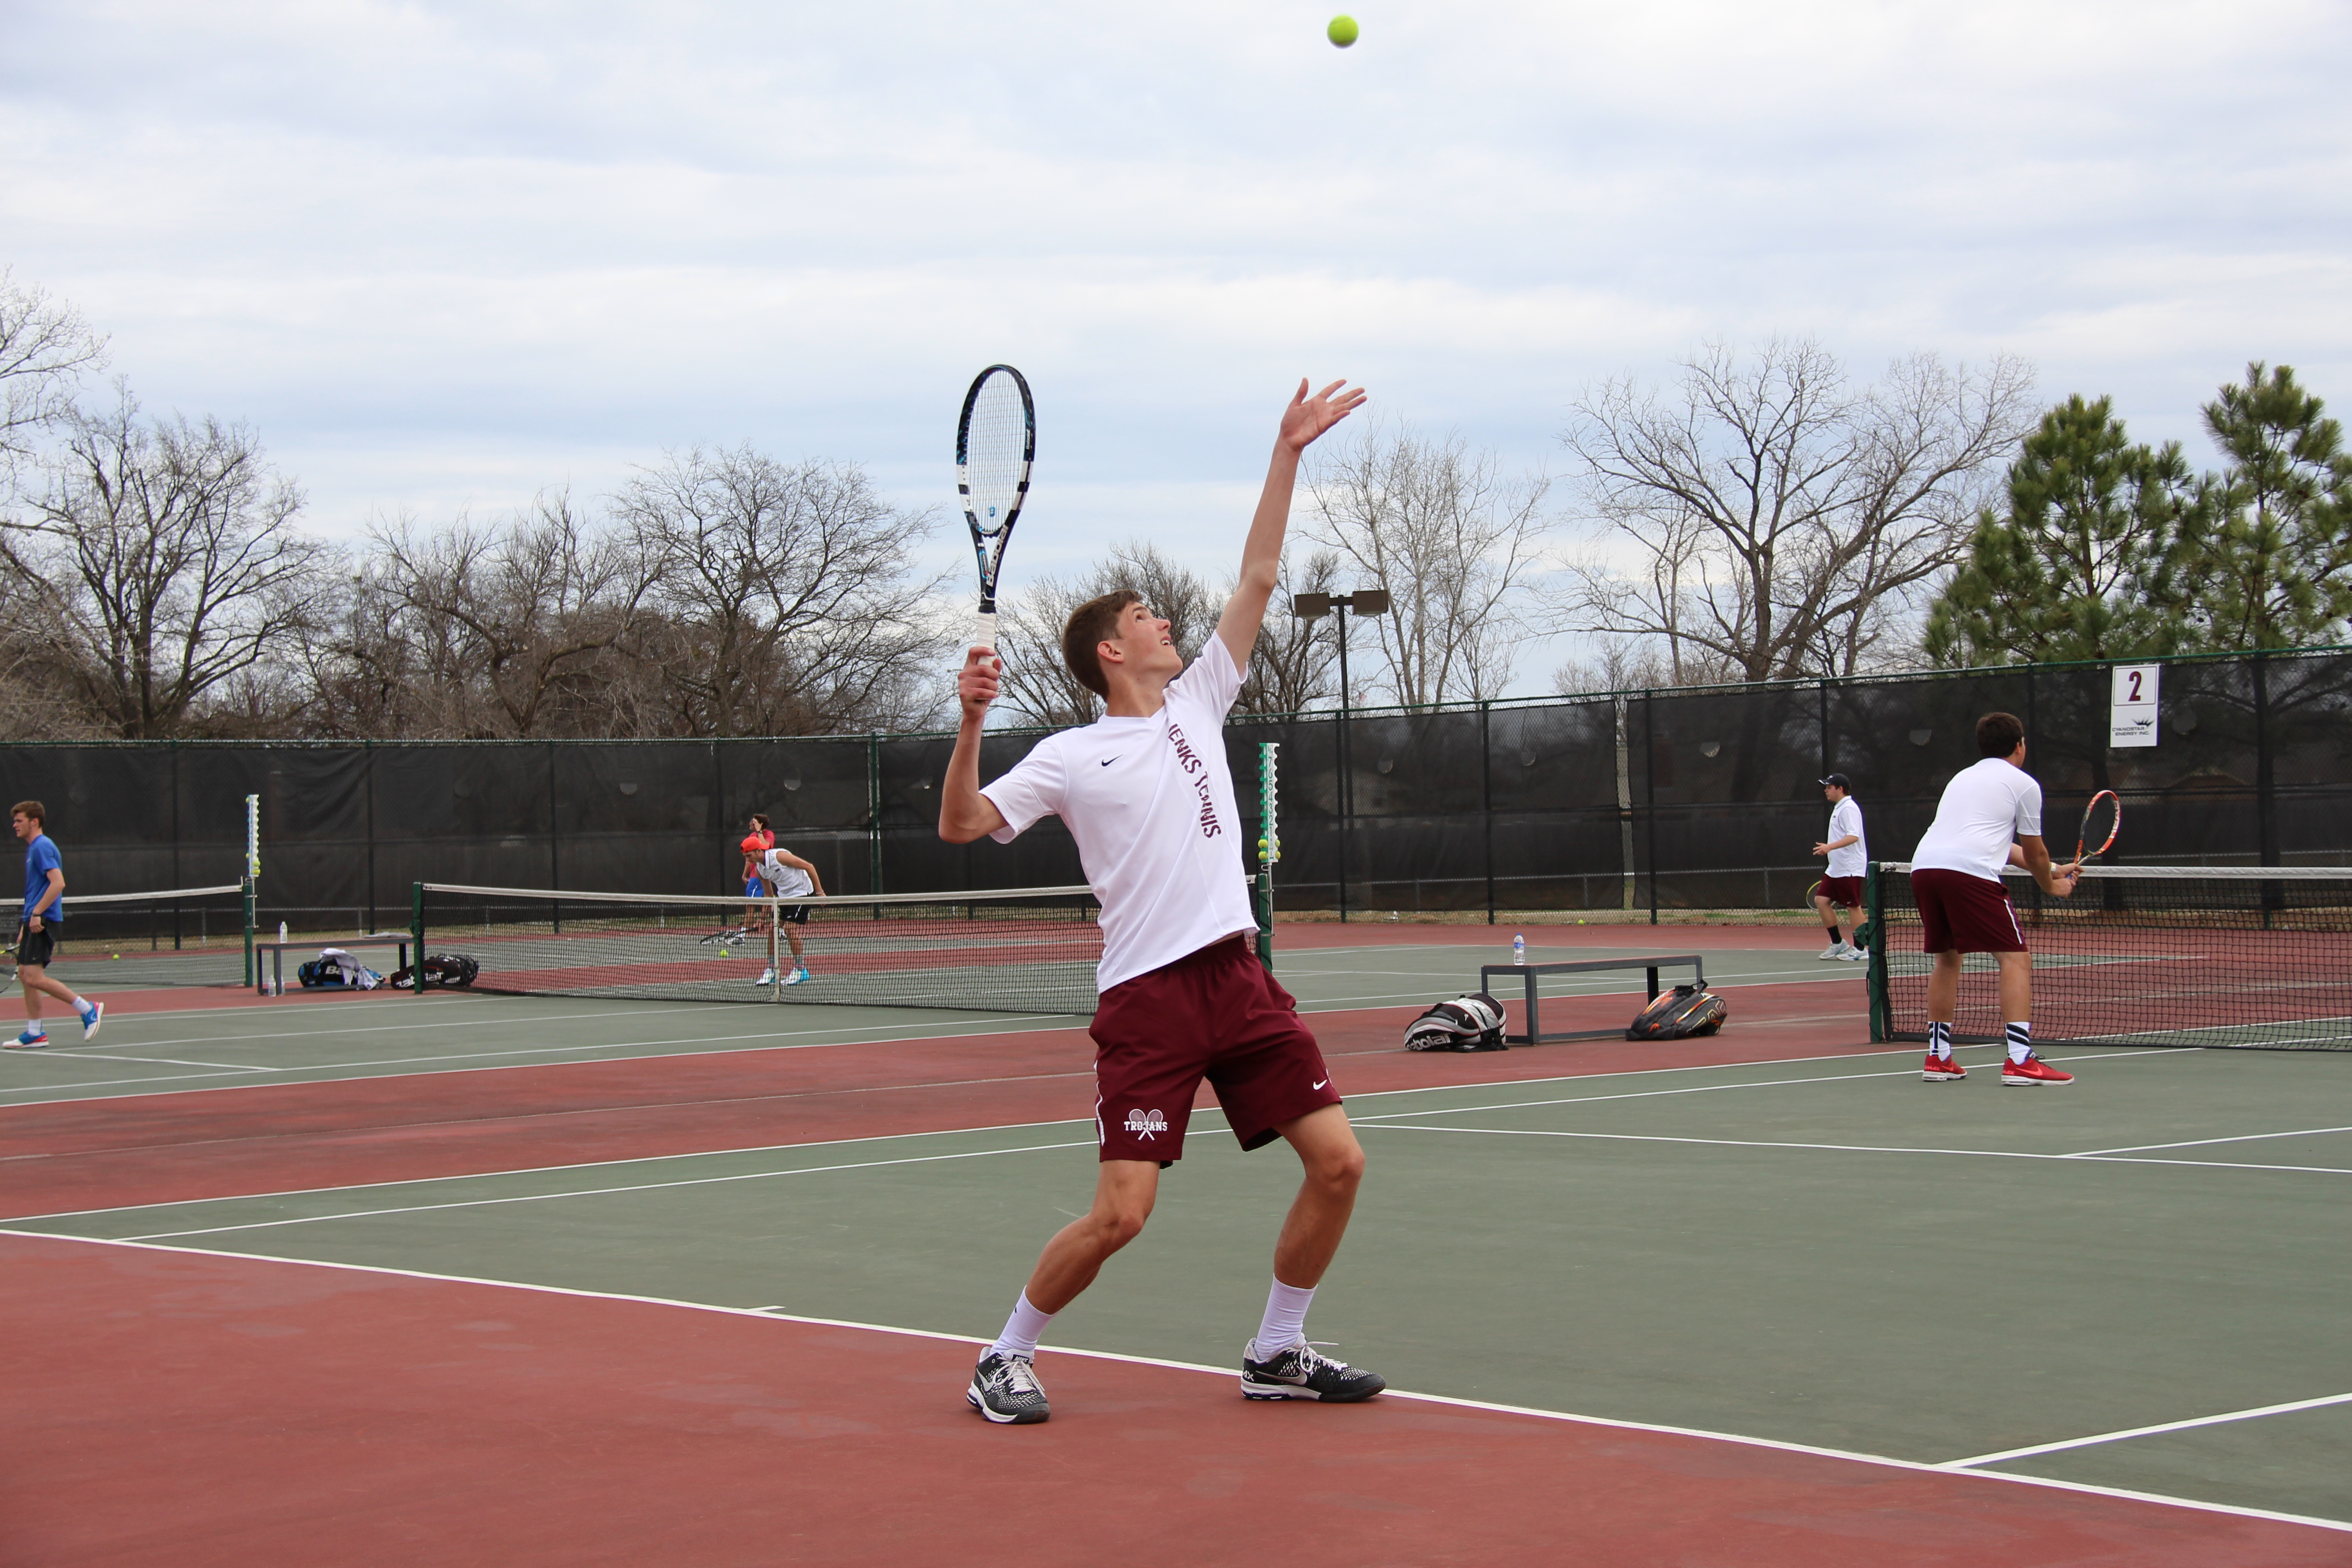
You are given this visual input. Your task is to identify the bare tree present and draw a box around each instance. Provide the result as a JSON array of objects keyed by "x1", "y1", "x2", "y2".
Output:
[
  {"x1": 1549, "y1": 635, "x2": 1716, "y2": 696},
  {"x1": 994, "y1": 540, "x2": 1223, "y2": 727},
  {"x1": 1304, "y1": 419, "x2": 1555, "y2": 705},
  {"x1": 0, "y1": 270, "x2": 108, "y2": 485},
  {"x1": 1562, "y1": 341, "x2": 2036, "y2": 681},
  {"x1": 1234, "y1": 546, "x2": 1342, "y2": 715},
  {"x1": 0, "y1": 387, "x2": 328, "y2": 738},
  {"x1": 367, "y1": 491, "x2": 658, "y2": 737},
  {"x1": 615, "y1": 446, "x2": 949, "y2": 736}
]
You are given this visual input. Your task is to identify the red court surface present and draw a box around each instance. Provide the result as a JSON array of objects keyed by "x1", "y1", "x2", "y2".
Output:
[
  {"x1": 4, "y1": 981, "x2": 1873, "y2": 1218},
  {"x1": 6, "y1": 1235, "x2": 2344, "y2": 1568}
]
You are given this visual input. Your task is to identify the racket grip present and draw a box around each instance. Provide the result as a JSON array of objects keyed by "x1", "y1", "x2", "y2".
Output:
[{"x1": 971, "y1": 610, "x2": 998, "y2": 652}]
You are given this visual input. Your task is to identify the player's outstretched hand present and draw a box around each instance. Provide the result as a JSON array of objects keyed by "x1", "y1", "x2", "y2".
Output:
[
  {"x1": 2052, "y1": 861, "x2": 2081, "y2": 897},
  {"x1": 1279, "y1": 378, "x2": 1367, "y2": 454},
  {"x1": 1811, "y1": 840, "x2": 1830, "y2": 858},
  {"x1": 957, "y1": 645, "x2": 1000, "y2": 720}
]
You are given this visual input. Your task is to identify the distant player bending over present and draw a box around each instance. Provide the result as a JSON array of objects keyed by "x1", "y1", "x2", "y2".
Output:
[
  {"x1": 754, "y1": 841, "x2": 822, "y2": 989},
  {"x1": 1909, "y1": 712, "x2": 2077, "y2": 1085},
  {"x1": 739, "y1": 813, "x2": 777, "y2": 934},
  {"x1": 941, "y1": 377, "x2": 1381, "y2": 1424},
  {"x1": 1811, "y1": 773, "x2": 1868, "y2": 962}
]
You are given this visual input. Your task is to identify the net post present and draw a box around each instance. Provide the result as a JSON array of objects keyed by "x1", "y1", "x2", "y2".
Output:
[
  {"x1": 1865, "y1": 862, "x2": 1889, "y2": 1042},
  {"x1": 1255, "y1": 741, "x2": 1279, "y2": 971},
  {"x1": 411, "y1": 882, "x2": 426, "y2": 996},
  {"x1": 770, "y1": 900, "x2": 782, "y2": 999},
  {"x1": 242, "y1": 793, "x2": 260, "y2": 988}
]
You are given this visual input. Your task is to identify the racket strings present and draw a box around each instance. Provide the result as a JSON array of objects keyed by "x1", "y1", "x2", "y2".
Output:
[{"x1": 960, "y1": 379, "x2": 1030, "y2": 534}]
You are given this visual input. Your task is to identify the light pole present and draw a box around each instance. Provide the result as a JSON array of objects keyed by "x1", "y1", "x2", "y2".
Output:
[{"x1": 1291, "y1": 589, "x2": 1389, "y2": 922}]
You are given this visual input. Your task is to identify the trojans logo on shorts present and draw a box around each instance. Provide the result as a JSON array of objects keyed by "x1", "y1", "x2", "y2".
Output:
[{"x1": 1123, "y1": 1107, "x2": 1170, "y2": 1140}]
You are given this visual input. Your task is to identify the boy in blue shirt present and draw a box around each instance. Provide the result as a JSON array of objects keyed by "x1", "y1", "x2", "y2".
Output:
[{"x1": 10, "y1": 801, "x2": 102, "y2": 1048}]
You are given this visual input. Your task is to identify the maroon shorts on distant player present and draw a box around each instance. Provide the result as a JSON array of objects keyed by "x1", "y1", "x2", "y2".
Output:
[
  {"x1": 1818, "y1": 875, "x2": 1863, "y2": 908},
  {"x1": 1090, "y1": 935, "x2": 1342, "y2": 1165},
  {"x1": 1911, "y1": 867, "x2": 2025, "y2": 953}
]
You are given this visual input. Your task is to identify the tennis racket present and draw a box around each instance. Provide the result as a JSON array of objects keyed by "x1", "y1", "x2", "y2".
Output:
[
  {"x1": 955, "y1": 364, "x2": 1036, "y2": 654},
  {"x1": 2073, "y1": 789, "x2": 2120, "y2": 870}
]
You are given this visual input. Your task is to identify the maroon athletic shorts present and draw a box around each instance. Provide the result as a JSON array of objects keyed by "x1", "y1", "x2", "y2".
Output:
[
  {"x1": 1817, "y1": 875, "x2": 1863, "y2": 908},
  {"x1": 1912, "y1": 867, "x2": 2025, "y2": 953},
  {"x1": 1090, "y1": 935, "x2": 1343, "y2": 1165}
]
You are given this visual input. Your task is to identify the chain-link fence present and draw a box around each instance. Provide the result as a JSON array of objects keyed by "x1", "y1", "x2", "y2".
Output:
[{"x1": 5, "y1": 648, "x2": 2345, "y2": 933}]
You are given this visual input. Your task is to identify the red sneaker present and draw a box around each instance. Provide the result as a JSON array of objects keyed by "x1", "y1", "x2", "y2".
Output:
[
  {"x1": 2001, "y1": 1053, "x2": 2073, "y2": 1086},
  {"x1": 1920, "y1": 1053, "x2": 1966, "y2": 1083}
]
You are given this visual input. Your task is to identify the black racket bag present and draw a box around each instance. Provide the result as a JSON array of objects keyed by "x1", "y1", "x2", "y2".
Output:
[
  {"x1": 1404, "y1": 992, "x2": 1508, "y2": 1052},
  {"x1": 1626, "y1": 985, "x2": 1727, "y2": 1040}
]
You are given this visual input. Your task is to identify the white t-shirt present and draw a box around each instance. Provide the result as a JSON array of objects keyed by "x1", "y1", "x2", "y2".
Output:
[
  {"x1": 1911, "y1": 758, "x2": 2042, "y2": 882},
  {"x1": 1825, "y1": 796, "x2": 1867, "y2": 878},
  {"x1": 981, "y1": 636, "x2": 1256, "y2": 992},
  {"x1": 758, "y1": 850, "x2": 814, "y2": 900}
]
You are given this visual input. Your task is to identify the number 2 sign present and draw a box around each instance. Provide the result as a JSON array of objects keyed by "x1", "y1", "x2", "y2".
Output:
[{"x1": 2111, "y1": 665, "x2": 2161, "y2": 748}]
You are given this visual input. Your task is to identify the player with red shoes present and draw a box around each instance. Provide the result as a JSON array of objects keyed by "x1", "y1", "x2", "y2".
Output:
[{"x1": 1907, "y1": 712, "x2": 2079, "y2": 1086}]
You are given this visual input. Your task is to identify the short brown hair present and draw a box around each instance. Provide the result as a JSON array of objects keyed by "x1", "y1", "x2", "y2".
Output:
[
  {"x1": 1063, "y1": 589, "x2": 1143, "y2": 700},
  {"x1": 1975, "y1": 712, "x2": 2025, "y2": 758},
  {"x1": 749, "y1": 813, "x2": 770, "y2": 830},
  {"x1": 10, "y1": 800, "x2": 43, "y2": 824}
]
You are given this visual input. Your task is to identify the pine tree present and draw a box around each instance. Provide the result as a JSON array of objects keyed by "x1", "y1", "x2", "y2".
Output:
[
  {"x1": 1923, "y1": 395, "x2": 2196, "y2": 667},
  {"x1": 2182, "y1": 363, "x2": 2352, "y2": 651}
]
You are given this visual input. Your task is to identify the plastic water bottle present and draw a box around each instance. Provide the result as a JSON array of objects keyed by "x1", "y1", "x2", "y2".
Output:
[{"x1": 1513, "y1": 933, "x2": 1526, "y2": 965}]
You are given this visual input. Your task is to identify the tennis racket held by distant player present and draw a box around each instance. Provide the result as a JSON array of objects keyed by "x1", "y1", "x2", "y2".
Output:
[
  {"x1": 955, "y1": 364, "x2": 1036, "y2": 656},
  {"x1": 2071, "y1": 789, "x2": 2120, "y2": 877}
]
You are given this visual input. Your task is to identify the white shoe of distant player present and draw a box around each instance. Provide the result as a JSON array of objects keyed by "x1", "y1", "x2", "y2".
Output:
[
  {"x1": 754, "y1": 967, "x2": 777, "y2": 986},
  {"x1": 1818, "y1": 942, "x2": 1846, "y2": 960},
  {"x1": 784, "y1": 965, "x2": 811, "y2": 987},
  {"x1": 1838, "y1": 945, "x2": 1868, "y2": 962}
]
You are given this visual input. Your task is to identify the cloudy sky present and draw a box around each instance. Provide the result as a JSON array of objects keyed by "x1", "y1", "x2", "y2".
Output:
[{"x1": 5, "y1": 0, "x2": 2347, "y2": 691}]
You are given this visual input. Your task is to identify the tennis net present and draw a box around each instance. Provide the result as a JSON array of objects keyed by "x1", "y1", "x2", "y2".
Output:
[
  {"x1": 1868, "y1": 863, "x2": 2352, "y2": 1050},
  {"x1": 413, "y1": 882, "x2": 1102, "y2": 1014},
  {"x1": 3, "y1": 883, "x2": 252, "y2": 988}
]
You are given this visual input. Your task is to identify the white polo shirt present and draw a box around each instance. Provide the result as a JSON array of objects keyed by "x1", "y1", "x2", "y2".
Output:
[
  {"x1": 1825, "y1": 796, "x2": 1867, "y2": 878},
  {"x1": 758, "y1": 850, "x2": 814, "y2": 901},
  {"x1": 981, "y1": 637, "x2": 1256, "y2": 992},
  {"x1": 1911, "y1": 758, "x2": 2042, "y2": 883}
]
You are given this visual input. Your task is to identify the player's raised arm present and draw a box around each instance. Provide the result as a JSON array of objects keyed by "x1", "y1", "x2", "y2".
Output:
[
  {"x1": 941, "y1": 646, "x2": 1010, "y2": 843},
  {"x1": 1215, "y1": 379, "x2": 1367, "y2": 671}
]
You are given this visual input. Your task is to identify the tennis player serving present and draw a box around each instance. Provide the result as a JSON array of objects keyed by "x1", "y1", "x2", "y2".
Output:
[{"x1": 941, "y1": 377, "x2": 1377, "y2": 1424}]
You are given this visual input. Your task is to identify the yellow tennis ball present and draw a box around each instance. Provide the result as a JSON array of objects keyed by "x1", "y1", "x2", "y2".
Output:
[{"x1": 1327, "y1": 14, "x2": 1358, "y2": 46}]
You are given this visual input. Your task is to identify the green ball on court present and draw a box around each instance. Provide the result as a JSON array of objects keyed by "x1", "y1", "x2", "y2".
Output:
[{"x1": 1327, "y1": 14, "x2": 1358, "y2": 47}]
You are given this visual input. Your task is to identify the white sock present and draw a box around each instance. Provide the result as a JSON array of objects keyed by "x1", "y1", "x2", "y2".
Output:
[
  {"x1": 987, "y1": 1291, "x2": 1053, "y2": 1361},
  {"x1": 1927, "y1": 1021, "x2": 1953, "y2": 1060},
  {"x1": 73, "y1": 996, "x2": 90, "y2": 1014},
  {"x1": 1254, "y1": 1278, "x2": 1316, "y2": 1355},
  {"x1": 2006, "y1": 1022, "x2": 2033, "y2": 1065}
]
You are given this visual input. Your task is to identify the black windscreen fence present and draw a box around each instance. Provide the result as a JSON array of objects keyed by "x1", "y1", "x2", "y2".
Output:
[{"x1": 3, "y1": 649, "x2": 2345, "y2": 933}]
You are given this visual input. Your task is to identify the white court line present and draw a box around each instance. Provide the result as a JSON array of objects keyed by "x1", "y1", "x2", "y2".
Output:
[
  {"x1": 107, "y1": 1139, "x2": 1095, "y2": 1241},
  {"x1": 2066, "y1": 1126, "x2": 2352, "y2": 1157},
  {"x1": 1945, "y1": 1392, "x2": 2352, "y2": 1469},
  {"x1": 1363, "y1": 1122, "x2": 2352, "y2": 1176},
  {"x1": 0, "y1": 1011, "x2": 1097, "y2": 1099},
  {"x1": 1349, "y1": 1048, "x2": 2191, "y2": 1125},
  {"x1": 5, "y1": 1230, "x2": 2343, "y2": 1537},
  {"x1": 1, "y1": 1048, "x2": 1985, "y2": 1222}
]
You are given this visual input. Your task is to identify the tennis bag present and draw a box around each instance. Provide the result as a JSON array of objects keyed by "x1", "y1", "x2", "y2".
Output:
[
  {"x1": 1404, "y1": 992, "x2": 1508, "y2": 1052},
  {"x1": 1626, "y1": 985, "x2": 1727, "y2": 1040},
  {"x1": 388, "y1": 953, "x2": 481, "y2": 991}
]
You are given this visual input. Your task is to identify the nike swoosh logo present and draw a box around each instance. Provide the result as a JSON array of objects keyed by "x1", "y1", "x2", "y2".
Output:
[
  {"x1": 1312, "y1": 1079, "x2": 1328, "y2": 1090},
  {"x1": 1100, "y1": 757, "x2": 1119, "y2": 766}
]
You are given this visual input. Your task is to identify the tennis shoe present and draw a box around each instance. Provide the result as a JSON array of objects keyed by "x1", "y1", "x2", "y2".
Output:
[
  {"x1": 79, "y1": 1000, "x2": 103, "y2": 1041},
  {"x1": 1817, "y1": 942, "x2": 1846, "y2": 960},
  {"x1": 753, "y1": 967, "x2": 776, "y2": 986},
  {"x1": 1240, "y1": 1339, "x2": 1386, "y2": 1402},
  {"x1": 784, "y1": 966, "x2": 810, "y2": 987},
  {"x1": 7, "y1": 1029, "x2": 48, "y2": 1049},
  {"x1": 1838, "y1": 945, "x2": 1868, "y2": 962},
  {"x1": 2002, "y1": 1053, "x2": 2073, "y2": 1086},
  {"x1": 1921, "y1": 1052, "x2": 1965, "y2": 1083},
  {"x1": 967, "y1": 1350, "x2": 1050, "y2": 1424}
]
